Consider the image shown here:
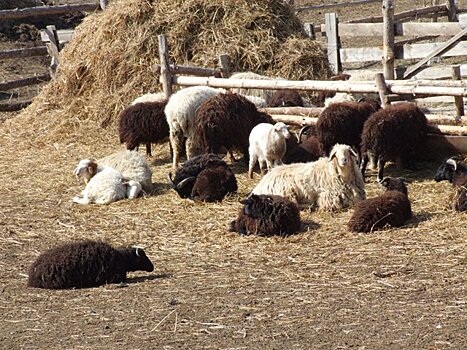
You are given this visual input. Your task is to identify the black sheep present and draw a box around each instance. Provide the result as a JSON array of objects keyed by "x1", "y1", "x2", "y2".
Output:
[
  {"x1": 118, "y1": 101, "x2": 169, "y2": 156},
  {"x1": 28, "y1": 240, "x2": 154, "y2": 289},
  {"x1": 347, "y1": 177, "x2": 412, "y2": 233},
  {"x1": 268, "y1": 89, "x2": 304, "y2": 107},
  {"x1": 360, "y1": 103, "x2": 428, "y2": 182},
  {"x1": 229, "y1": 194, "x2": 301, "y2": 236},
  {"x1": 194, "y1": 92, "x2": 274, "y2": 161},
  {"x1": 317, "y1": 99, "x2": 380, "y2": 156},
  {"x1": 283, "y1": 125, "x2": 324, "y2": 164},
  {"x1": 434, "y1": 157, "x2": 467, "y2": 212},
  {"x1": 168, "y1": 153, "x2": 238, "y2": 202}
]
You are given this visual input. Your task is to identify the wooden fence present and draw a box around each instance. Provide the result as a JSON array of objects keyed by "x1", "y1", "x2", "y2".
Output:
[{"x1": 0, "y1": 1, "x2": 106, "y2": 112}]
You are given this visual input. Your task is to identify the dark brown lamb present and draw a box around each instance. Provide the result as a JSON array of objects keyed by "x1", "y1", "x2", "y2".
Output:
[
  {"x1": 347, "y1": 177, "x2": 412, "y2": 233},
  {"x1": 434, "y1": 157, "x2": 467, "y2": 212},
  {"x1": 283, "y1": 125, "x2": 323, "y2": 164},
  {"x1": 194, "y1": 92, "x2": 274, "y2": 161},
  {"x1": 317, "y1": 99, "x2": 380, "y2": 156},
  {"x1": 118, "y1": 101, "x2": 169, "y2": 156},
  {"x1": 28, "y1": 240, "x2": 154, "y2": 289},
  {"x1": 268, "y1": 89, "x2": 304, "y2": 107},
  {"x1": 360, "y1": 103, "x2": 428, "y2": 182},
  {"x1": 230, "y1": 194, "x2": 301, "y2": 236}
]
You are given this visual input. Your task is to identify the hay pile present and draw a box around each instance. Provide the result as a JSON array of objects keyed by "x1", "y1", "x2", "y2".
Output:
[{"x1": 11, "y1": 0, "x2": 329, "y2": 147}]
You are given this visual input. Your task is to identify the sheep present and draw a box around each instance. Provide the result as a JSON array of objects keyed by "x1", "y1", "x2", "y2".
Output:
[
  {"x1": 72, "y1": 159, "x2": 142, "y2": 205},
  {"x1": 248, "y1": 122, "x2": 291, "y2": 178},
  {"x1": 317, "y1": 99, "x2": 380, "y2": 156},
  {"x1": 28, "y1": 240, "x2": 154, "y2": 289},
  {"x1": 252, "y1": 143, "x2": 365, "y2": 211},
  {"x1": 434, "y1": 157, "x2": 467, "y2": 211},
  {"x1": 168, "y1": 153, "x2": 238, "y2": 202},
  {"x1": 229, "y1": 71, "x2": 277, "y2": 105},
  {"x1": 164, "y1": 86, "x2": 224, "y2": 169},
  {"x1": 268, "y1": 89, "x2": 304, "y2": 107},
  {"x1": 229, "y1": 194, "x2": 301, "y2": 236},
  {"x1": 193, "y1": 92, "x2": 274, "y2": 162},
  {"x1": 74, "y1": 150, "x2": 153, "y2": 193},
  {"x1": 243, "y1": 95, "x2": 268, "y2": 108},
  {"x1": 118, "y1": 100, "x2": 169, "y2": 157},
  {"x1": 131, "y1": 92, "x2": 166, "y2": 105},
  {"x1": 283, "y1": 125, "x2": 324, "y2": 164},
  {"x1": 360, "y1": 103, "x2": 428, "y2": 183},
  {"x1": 347, "y1": 177, "x2": 412, "y2": 233}
]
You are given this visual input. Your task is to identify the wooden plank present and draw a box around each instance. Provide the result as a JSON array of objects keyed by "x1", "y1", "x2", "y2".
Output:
[
  {"x1": 0, "y1": 3, "x2": 99, "y2": 20},
  {"x1": 446, "y1": 0, "x2": 458, "y2": 21},
  {"x1": 347, "y1": 5, "x2": 448, "y2": 23},
  {"x1": 421, "y1": 134, "x2": 467, "y2": 158},
  {"x1": 325, "y1": 13, "x2": 341, "y2": 74},
  {"x1": 303, "y1": 22, "x2": 316, "y2": 40},
  {"x1": 382, "y1": 0, "x2": 395, "y2": 79},
  {"x1": 153, "y1": 64, "x2": 221, "y2": 77},
  {"x1": 0, "y1": 73, "x2": 51, "y2": 91},
  {"x1": 403, "y1": 27, "x2": 467, "y2": 79},
  {"x1": 172, "y1": 76, "x2": 467, "y2": 97},
  {"x1": 0, "y1": 46, "x2": 48, "y2": 60},
  {"x1": 323, "y1": 22, "x2": 466, "y2": 37},
  {"x1": 296, "y1": 0, "x2": 381, "y2": 12},
  {"x1": 375, "y1": 73, "x2": 390, "y2": 107},
  {"x1": 259, "y1": 107, "x2": 323, "y2": 117},
  {"x1": 218, "y1": 54, "x2": 230, "y2": 78},
  {"x1": 40, "y1": 29, "x2": 74, "y2": 44},
  {"x1": 340, "y1": 41, "x2": 467, "y2": 62},
  {"x1": 393, "y1": 65, "x2": 467, "y2": 79}
]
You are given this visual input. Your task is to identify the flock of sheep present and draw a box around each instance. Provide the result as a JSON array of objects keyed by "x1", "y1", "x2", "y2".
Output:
[{"x1": 28, "y1": 71, "x2": 466, "y2": 290}]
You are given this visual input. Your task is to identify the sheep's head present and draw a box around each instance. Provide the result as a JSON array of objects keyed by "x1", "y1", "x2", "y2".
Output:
[
  {"x1": 434, "y1": 158, "x2": 465, "y2": 183},
  {"x1": 167, "y1": 172, "x2": 196, "y2": 199},
  {"x1": 274, "y1": 122, "x2": 290, "y2": 139},
  {"x1": 73, "y1": 158, "x2": 98, "y2": 183},
  {"x1": 380, "y1": 177, "x2": 409, "y2": 196},
  {"x1": 240, "y1": 194, "x2": 274, "y2": 217},
  {"x1": 125, "y1": 247, "x2": 154, "y2": 272},
  {"x1": 329, "y1": 144, "x2": 360, "y2": 179}
]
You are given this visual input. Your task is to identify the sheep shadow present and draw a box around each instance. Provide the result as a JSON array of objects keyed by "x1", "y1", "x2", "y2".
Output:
[
  {"x1": 125, "y1": 273, "x2": 172, "y2": 284},
  {"x1": 301, "y1": 220, "x2": 321, "y2": 232},
  {"x1": 402, "y1": 210, "x2": 434, "y2": 228}
]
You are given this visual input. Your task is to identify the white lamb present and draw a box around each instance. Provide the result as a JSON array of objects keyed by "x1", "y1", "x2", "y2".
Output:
[
  {"x1": 248, "y1": 122, "x2": 291, "y2": 179},
  {"x1": 164, "y1": 86, "x2": 224, "y2": 169},
  {"x1": 229, "y1": 71, "x2": 278, "y2": 105},
  {"x1": 72, "y1": 159, "x2": 142, "y2": 205},
  {"x1": 74, "y1": 150, "x2": 153, "y2": 193},
  {"x1": 252, "y1": 143, "x2": 365, "y2": 211}
]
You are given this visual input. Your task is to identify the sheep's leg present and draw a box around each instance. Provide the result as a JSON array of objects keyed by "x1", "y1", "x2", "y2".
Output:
[
  {"x1": 265, "y1": 159, "x2": 274, "y2": 173},
  {"x1": 170, "y1": 130, "x2": 184, "y2": 169},
  {"x1": 186, "y1": 137, "x2": 196, "y2": 160},
  {"x1": 360, "y1": 153, "x2": 369, "y2": 179},
  {"x1": 145, "y1": 143, "x2": 152, "y2": 157},
  {"x1": 248, "y1": 154, "x2": 258, "y2": 179},
  {"x1": 376, "y1": 159, "x2": 386, "y2": 183},
  {"x1": 73, "y1": 196, "x2": 91, "y2": 205}
]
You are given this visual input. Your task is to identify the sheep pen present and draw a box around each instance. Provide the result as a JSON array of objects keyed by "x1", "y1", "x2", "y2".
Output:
[{"x1": 1, "y1": 0, "x2": 466, "y2": 349}]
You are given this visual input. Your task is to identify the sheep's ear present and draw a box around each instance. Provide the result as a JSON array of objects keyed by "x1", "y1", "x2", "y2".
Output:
[
  {"x1": 329, "y1": 147, "x2": 337, "y2": 160},
  {"x1": 349, "y1": 147, "x2": 358, "y2": 159},
  {"x1": 446, "y1": 158, "x2": 457, "y2": 171}
]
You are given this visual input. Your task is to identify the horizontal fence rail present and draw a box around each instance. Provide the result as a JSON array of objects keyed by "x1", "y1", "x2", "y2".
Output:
[{"x1": 0, "y1": 3, "x2": 100, "y2": 20}]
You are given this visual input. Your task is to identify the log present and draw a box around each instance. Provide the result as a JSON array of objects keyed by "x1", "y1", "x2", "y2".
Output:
[
  {"x1": 218, "y1": 54, "x2": 230, "y2": 78},
  {"x1": 296, "y1": 0, "x2": 380, "y2": 11},
  {"x1": 259, "y1": 107, "x2": 323, "y2": 117},
  {"x1": 0, "y1": 46, "x2": 48, "y2": 60},
  {"x1": 172, "y1": 76, "x2": 467, "y2": 97},
  {"x1": 375, "y1": 73, "x2": 390, "y2": 107},
  {"x1": 158, "y1": 34, "x2": 173, "y2": 99},
  {"x1": 270, "y1": 114, "x2": 318, "y2": 126},
  {"x1": 0, "y1": 100, "x2": 32, "y2": 112},
  {"x1": 451, "y1": 66, "x2": 465, "y2": 118},
  {"x1": 0, "y1": 3, "x2": 99, "y2": 20},
  {"x1": 0, "y1": 74, "x2": 51, "y2": 91},
  {"x1": 153, "y1": 64, "x2": 221, "y2": 77},
  {"x1": 427, "y1": 124, "x2": 467, "y2": 136}
]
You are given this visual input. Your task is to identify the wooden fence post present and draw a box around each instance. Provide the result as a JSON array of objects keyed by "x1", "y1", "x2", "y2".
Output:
[
  {"x1": 218, "y1": 54, "x2": 230, "y2": 78},
  {"x1": 382, "y1": 0, "x2": 395, "y2": 80},
  {"x1": 325, "y1": 13, "x2": 341, "y2": 74},
  {"x1": 375, "y1": 73, "x2": 390, "y2": 108},
  {"x1": 452, "y1": 65, "x2": 464, "y2": 119},
  {"x1": 158, "y1": 34, "x2": 173, "y2": 99},
  {"x1": 44, "y1": 25, "x2": 60, "y2": 74},
  {"x1": 446, "y1": 0, "x2": 458, "y2": 21},
  {"x1": 303, "y1": 22, "x2": 316, "y2": 40}
]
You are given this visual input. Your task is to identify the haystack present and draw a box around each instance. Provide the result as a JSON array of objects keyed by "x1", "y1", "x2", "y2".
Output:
[{"x1": 12, "y1": 0, "x2": 329, "y2": 147}]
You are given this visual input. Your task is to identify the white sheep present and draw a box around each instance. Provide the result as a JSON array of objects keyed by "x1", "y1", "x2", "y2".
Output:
[
  {"x1": 72, "y1": 159, "x2": 142, "y2": 205},
  {"x1": 229, "y1": 72, "x2": 278, "y2": 105},
  {"x1": 164, "y1": 86, "x2": 224, "y2": 169},
  {"x1": 252, "y1": 143, "x2": 365, "y2": 211},
  {"x1": 243, "y1": 95, "x2": 268, "y2": 108},
  {"x1": 248, "y1": 122, "x2": 291, "y2": 179},
  {"x1": 131, "y1": 92, "x2": 166, "y2": 105},
  {"x1": 75, "y1": 150, "x2": 153, "y2": 193}
]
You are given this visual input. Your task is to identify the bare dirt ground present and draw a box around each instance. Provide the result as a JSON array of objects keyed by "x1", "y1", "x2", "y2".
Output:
[{"x1": 1, "y1": 1, "x2": 466, "y2": 349}]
